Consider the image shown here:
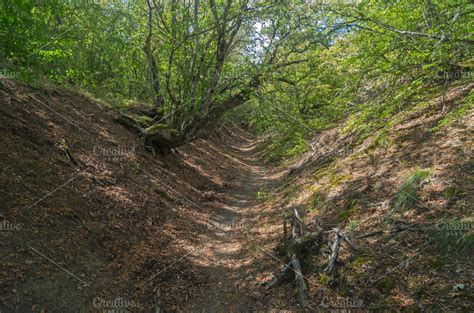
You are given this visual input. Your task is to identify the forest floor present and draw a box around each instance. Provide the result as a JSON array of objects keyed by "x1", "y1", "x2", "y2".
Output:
[
  {"x1": 0, "y1": 78, "x2": 282, "y2": 312},
  {"x1": 0, "y1": 78, "x2": 473, "y2": 312},
  {"x1": 181, "y1": 130, "x2": 270, "y2": 312}
]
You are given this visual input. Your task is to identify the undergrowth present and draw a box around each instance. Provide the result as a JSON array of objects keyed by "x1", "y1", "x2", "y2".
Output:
[
  {"x1": 430, "y1": 89, "x2": 474, "y2": 132},
  {"x1": 393, "y1": 169, "x2": 431, "y2": 211}
]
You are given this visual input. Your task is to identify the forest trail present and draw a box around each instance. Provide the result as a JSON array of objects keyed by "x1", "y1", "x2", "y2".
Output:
[
  {"x1": 1, "y1": 80, "x2": 472, "y2": 312},
  {"x1": 182, "y1": 128, "x2": 269, "y2": 312},
  {"x1": 0, "y1": 80, "x2": 282, "y2": 312}
]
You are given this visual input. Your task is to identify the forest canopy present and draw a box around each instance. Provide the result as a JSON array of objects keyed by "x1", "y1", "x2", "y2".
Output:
[{"x1": 1, "y1": 0, "x2": 472, "y2": 154}]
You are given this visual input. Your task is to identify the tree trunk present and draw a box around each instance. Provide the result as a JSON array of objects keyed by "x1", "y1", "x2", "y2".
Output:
[
  {"x1": 144, "y1": 0, "x2": 164, "y2": 113},
  {"x1": 143, "y1": 85, "x2": 255, "y2": 152}
]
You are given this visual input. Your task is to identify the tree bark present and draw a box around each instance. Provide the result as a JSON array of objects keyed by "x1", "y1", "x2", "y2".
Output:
[
  {"x1": 143, "y1": 81, "x2": 257, "y2": 152},
  {"x1": 144, "y1": 0, "x2": 165, "y2": 113}
]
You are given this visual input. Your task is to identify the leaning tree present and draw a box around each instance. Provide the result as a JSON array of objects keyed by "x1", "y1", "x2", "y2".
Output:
[{"x1": 116, "y1": 0, "x2": 327, "y2": 153}]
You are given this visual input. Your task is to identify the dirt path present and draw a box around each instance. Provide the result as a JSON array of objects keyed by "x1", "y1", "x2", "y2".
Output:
[
  {"x1": 1, "y1": 78, "x2": 278, "y2": 312},
  {"x1": 182, "y1": 128, "x2": 269, "y2": 312}
]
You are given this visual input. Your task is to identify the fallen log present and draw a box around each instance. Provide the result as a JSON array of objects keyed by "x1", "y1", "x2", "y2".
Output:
[
  {"x1": 265, "y1": 206, "x2": 366, "y2": 301},
  {"x1": 264, "y1": 209, "x2": 330, "y2": 308}
]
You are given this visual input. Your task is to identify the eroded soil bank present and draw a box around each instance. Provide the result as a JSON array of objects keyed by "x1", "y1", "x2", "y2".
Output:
[
  {"x1": 1, "y1": 79, "x2": 473, "y2": 312},
  {"x1": 0, "y1": 79, "x2": 273, "y2": 312}
]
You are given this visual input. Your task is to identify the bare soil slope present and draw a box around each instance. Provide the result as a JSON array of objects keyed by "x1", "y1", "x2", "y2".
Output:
[
  {"x1": 0, "y1": 78, "x2": 472, "y2": 312},
  {"x1": 250, "y1": 83, "x2": 473, "y2": 311},
  {"x1": 0, "y1": 78, "x2": 268, "y2": 312}
]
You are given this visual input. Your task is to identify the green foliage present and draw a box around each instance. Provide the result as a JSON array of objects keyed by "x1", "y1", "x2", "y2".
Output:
[
  {"x1": 349, "y1": 256, "x2": 368, "y2": 269},
  {"x1": 307, "y1": 191, "x2": 326, "y2": 213},
  {"x1": 244, "y1": 0, "x2": 473, "y2": 160},
  {"x1": 319, "y1": 273, "x2": 330, "y2": 285},
  {"x1": 255, "y1": 189, "x2": 269, "y2": 201},
  {"x1": 263, "y1": 132, "x2": 308, "y2": 162},
  {"x1": 1, "y1": 0, "x2": 472, "y2": 148},
  {"x1": 338, "y1": 199, "x2": 361, "y2": 222},
  {"x1": 347, "y1": 219, "x2": 360, "y2": 231},
  {"x1": 135, "y1": 115, "x2": 154, "y2": 127},
  {"x1": 1, "y1": 0, "x2": 149, "y2": 101},
  {"x1": 393, "y1": 169, "x2": 431, "y2": 211},
  {"x1": 430, "y1": 90, "x2": 474, "y2": 132},
  {"x1": 375, "y1": 277, "x2": 396, "y2": 293}
]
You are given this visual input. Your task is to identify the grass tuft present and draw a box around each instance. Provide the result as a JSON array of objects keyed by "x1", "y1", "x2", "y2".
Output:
[{"x1": 393, "y1": 169, "x2": 431, "y2": 211}]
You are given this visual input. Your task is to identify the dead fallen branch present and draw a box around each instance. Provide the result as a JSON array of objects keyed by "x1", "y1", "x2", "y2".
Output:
[
  {"x1": 60, "y1": 139, "x2": 86, "y2": 167},
  {"x1": 266, "y1": 209, "x2": 364, "y2": 301},
  {"x1": 324, "y1": 228, "x2": 357, "y2": 275},
  {"x1": 291, "y1": 253, "x2": 309, "y2": 308},
  {"x1": 354, "y1": 224, "x2": 426, "y2": 240},
  {"x1": 323, "y1": 228, "x2": 343, "y2": 275},
  {"x1": 290, "y1": 209, "x2": 310, "y2": 308},
  {"x1": 264, "y1": 208, "x2": 313, "y2": 308},
  {"x1": 355, "y1": 230, "x2": 384, "y2": 239}
]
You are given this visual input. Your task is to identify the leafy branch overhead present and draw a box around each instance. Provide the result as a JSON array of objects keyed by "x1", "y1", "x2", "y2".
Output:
[
  {"x1": 137, "y1": 0, "x2": 332, "y2": 151},
  {"x1": 1, "y1": 0, "x2": 472, "y2": 154}
]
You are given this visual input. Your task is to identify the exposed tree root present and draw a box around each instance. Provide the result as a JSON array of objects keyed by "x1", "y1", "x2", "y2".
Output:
[
  {"x1": 265, "y1": 208, "x2": 321, "y2": 308},
  {"x1": 113, "y1": 112, "x2": 145, "y2": 136},
  {"x1": 264, "y1": 209, "x2": 378, "y2": 307}
]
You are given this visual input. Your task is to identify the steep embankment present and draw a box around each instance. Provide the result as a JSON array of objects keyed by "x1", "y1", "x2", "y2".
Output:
[
  {"x1": 0, "y1": 78, "x2": 472, "y2": 312},
  {"x1": 0, "y1": 78, "x2": 271, "y2": 312},
  {"x1": 249, "y1": 83, "x2": 474, "y2": 311}
]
